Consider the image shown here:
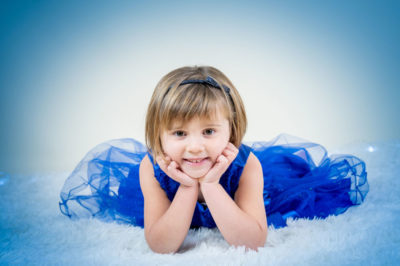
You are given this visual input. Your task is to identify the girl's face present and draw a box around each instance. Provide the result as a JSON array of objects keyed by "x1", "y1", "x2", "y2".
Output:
[{"x1": 160, "y1": 110, "x2": 230, "y2": 178}]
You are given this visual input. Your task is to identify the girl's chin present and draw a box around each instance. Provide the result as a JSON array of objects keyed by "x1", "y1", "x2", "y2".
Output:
[
  {"x1": 181, "y1": 167, "x2": 210, "y2": 179},
  {"x1": 179, "y1": 159, "x2": 213, "y2": 178},
  {"x1": 188, "y1": 175, "x2": 203, "y2": 179}
]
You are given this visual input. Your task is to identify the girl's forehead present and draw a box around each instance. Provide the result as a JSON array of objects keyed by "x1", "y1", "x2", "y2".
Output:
[{"x1": 168, "y1": 112, "x2": 229, "y2": 129}]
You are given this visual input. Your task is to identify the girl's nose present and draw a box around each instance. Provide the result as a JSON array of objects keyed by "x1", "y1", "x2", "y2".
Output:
[{"x1": 187, "y1": 137, "x2": 205, "y2": 153}]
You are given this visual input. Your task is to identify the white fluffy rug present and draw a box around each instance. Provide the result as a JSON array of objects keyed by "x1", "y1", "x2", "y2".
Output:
[{"x1": 1, "y1": 141, "x2": 399, "y2": 265}]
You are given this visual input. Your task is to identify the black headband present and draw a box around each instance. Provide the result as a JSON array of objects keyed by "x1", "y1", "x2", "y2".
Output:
[
  {"x1": 164, "y1": 76, "x2": 234, "y2": 108},
  {"x1": 179, "y1": 76, "x2": 231, "y2": 94}
]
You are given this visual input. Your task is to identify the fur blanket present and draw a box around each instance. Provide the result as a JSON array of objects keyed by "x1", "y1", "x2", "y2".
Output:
[{"x1": 1, "y1": 141, "x2": 399, "y2": 265}]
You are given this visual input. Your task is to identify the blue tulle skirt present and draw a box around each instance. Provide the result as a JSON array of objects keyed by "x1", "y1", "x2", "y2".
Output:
[
  {"x1": 251, "y1": 135, "x2": 368, "y2": 227},
  {"x1": 59, "y1": 134, "x2": 368, "y2": 228}
]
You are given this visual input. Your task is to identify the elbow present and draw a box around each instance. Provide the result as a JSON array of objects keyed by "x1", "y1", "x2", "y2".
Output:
[
  {"x1": 247, "y1": 226, "x2": 268, "y2": 251},
  {"x1": 146, "y1": 236, "x2": 180, "y2": 254},
  {"x1": 257, "y1": 226, "x2": 268, "y2": 249},
  {"x1": 244, "y1": 236, "x2": 267, "y2": 251},
  {"x1": 148, "y1": 244, "x2": 179, "y2": 254},
  {"x1": 256, "y1": 231, "x2": 267, "y2": 250},
  {"x1": 244, "y1": 222, "x2": 267, "y2": 250},
  {"x1": 145, "y1": 230, "x2": 181, "y2": 254},
  {"x1": 248, "y1": 232, "x2": 267, "y2": 251},
  {"x1": 257, "y1": 222, "x2": 268, "y2": 247},
  {"x1": 231, "y1": 226, "x2": 268, "y2": 251}
]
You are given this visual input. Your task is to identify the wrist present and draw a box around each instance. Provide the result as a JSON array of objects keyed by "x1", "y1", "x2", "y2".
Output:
[
  {"x1": 180, "y1": 182, "x2": 199, "y2": 193},
  {"x1": 199, "y1": 181, "x2": 220, "y2": 191}
]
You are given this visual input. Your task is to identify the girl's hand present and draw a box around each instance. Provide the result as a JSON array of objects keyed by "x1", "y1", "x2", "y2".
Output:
[
  {"x1": 199, "y1": 143, "x2": 239, "y2": 185},
  {"x1": 156, "y1": 156, "x2": 198, "y2": 187}
]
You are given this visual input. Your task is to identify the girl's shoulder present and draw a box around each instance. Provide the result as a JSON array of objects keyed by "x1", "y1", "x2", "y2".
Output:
[
  {"x1": 139, "y1": 154, "x2": 156, "y2": 184},
  {"x1": 234, "y1": 143, "x2": 253, "y2": 167},
  {"x1": 142, "y1": 152, "x2": 159, "y2": 172},
  {"x1": 139, "y1": 154, "x2": 154, "y2": 172}
]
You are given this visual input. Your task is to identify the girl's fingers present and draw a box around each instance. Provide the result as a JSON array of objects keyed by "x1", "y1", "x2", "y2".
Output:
[
  {"x1": 165, "y1": 160, "x2": 196, "y2": 187},
  {"x1": 201, "y1": 143, "x2": 238, "y2": 184},
  {"x1": 157, "y1": 156, "x2": 197, "y2": 187},
  {"x1": 156, "y1": 156, "x2": 167, "y2": 170},
  {"x1": 227, "y1": 143, "x2": 239, "y2": 155},
  {"x1": 164, "y1": 156, "x2": 171, "y2": 165},
  {"x1": 206, "y1": 155, "x2": 228, "y2": 180},
  {"x1": 222, "y1": 143, "x2": 238, "y2": 163},
  {"x1": 226, "y1": 142, "x2": 236, "y2": 150},
  {"x1": 170, "y1": 168, "x2": 194, "y2": 186},
  {"x1": 156, "y1": 155, "x2": 171, "y2": 166},
  {"x1": 217, "y1": 154, "x2": 229, "y2": 166},
  {"x1": 156, "y1": 155, "x2": 175, "y2": 174},
  {"x1": 167, "y1": 160, "x2": 177, "y2": 170}
]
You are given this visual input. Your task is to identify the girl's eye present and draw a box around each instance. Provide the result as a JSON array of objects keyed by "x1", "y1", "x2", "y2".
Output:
[
  {"x1": 204, "y1": 129, "x2": 215, "y2": 135},
  {"x1": 173, "y1": 131, "x2": 186, "y2": 137}
]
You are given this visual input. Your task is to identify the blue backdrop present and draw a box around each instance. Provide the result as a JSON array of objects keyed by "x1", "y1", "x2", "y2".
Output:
[{"x1": 0, "y1": 0, "x2": 399, "y2": 174}]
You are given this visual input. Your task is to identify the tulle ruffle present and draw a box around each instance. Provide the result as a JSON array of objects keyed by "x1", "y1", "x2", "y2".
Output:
[
  {"x1": 59, "y1": 134, "x2": 368, "y2": 228},
  {"x1": 59, "y1": 139, "x2": 147, "y2": 226},
  {"x1": 251, "y1": 134, "x2": 368, "y2": 227}
]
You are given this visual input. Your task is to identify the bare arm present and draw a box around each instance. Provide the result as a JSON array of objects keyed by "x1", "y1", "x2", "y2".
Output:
[
  {"x1": 200, "y1": 152, "x2": 267, "y2": 250},
  {"x1": 139, "y1": 155, "x2": 198, "y2": 254}
]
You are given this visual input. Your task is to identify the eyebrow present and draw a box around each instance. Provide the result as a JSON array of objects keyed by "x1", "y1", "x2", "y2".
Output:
[
  {"x1": 169, "y1": 123, "x2": 222, "y2": 130},
  {"x1": 204, "y1": 123, "x2": 222, "y2": 127},
  {"x1": 168, "y1": 126, "x2": 183, "y2": 131}
]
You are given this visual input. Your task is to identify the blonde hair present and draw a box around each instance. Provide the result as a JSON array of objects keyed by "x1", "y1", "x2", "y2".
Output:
[{"x1": 145, "y1": 66, "x2": 247, "y2": 157}]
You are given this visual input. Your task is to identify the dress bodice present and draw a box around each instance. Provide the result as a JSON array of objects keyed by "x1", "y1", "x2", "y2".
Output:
[{"x1": 148, "y1": 144, "x2": 252, "y2": 228}]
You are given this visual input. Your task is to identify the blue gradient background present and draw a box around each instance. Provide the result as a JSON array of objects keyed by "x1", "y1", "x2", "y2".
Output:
[{"x1": 1, "y1": 0, "x2": 399, "y2": 174}]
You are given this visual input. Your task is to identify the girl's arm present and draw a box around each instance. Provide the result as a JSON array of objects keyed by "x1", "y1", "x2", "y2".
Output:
[
  {"x1": 139, "y1": 155, "x2": 198, "y2": 254},
  {"x1": 200, "y1": 152, "x2": 267, "y2": 250}
]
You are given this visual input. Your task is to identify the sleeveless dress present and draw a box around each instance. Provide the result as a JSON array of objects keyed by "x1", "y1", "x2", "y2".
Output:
[{"x1": 59, "y1": 134, "x2": 369, "y2": 228}]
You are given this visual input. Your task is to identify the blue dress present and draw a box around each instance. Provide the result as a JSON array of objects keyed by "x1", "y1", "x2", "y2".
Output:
[{"x1": 59, "y1": 134, "x2": 368, "y2": 228}]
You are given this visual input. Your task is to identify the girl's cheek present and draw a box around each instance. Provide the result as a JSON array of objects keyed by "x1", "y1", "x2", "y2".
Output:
[
  {"x1": 161, "y1": 138, "x2": 174, "y2": 157},
  {"x1": 162, "y1": 141, "x2": 181, "y2": 161},
  {"x1": 212, "y1": 139, "x2": 229, "y2": 155}
]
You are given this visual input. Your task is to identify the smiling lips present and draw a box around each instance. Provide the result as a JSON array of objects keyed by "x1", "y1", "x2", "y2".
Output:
[{"x1": 183, "y1": 157, "x2": 209, "y2": 166}]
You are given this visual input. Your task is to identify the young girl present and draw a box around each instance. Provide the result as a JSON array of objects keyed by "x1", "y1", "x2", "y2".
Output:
[{"x1": 59, "y1": 66, "x2": 369, "y2": 253}]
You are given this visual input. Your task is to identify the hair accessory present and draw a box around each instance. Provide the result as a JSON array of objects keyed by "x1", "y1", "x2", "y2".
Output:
[{"x1": 179, "y1": 76, "x2": 231, "y2": 94}]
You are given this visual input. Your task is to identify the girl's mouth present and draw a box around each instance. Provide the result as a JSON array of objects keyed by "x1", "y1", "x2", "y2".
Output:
[{"x1": 183, "y1": 157, "x2": 209, "y2": 166}]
